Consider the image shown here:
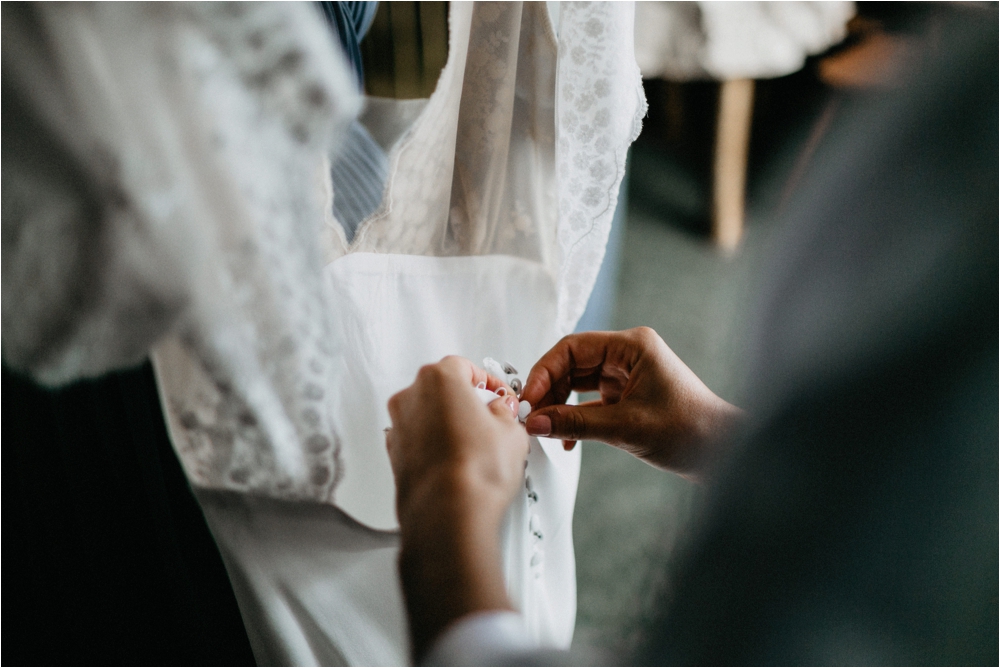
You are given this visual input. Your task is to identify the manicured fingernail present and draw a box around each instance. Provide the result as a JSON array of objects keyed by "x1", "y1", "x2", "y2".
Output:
[{"x1": 525, "y1": 415, "x2": 551, "y2": 436}]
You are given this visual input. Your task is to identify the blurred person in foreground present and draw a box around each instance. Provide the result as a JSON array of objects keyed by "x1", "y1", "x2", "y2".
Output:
[{"x1": 385, "y1": 9, "x2": 997, "y2": 666}]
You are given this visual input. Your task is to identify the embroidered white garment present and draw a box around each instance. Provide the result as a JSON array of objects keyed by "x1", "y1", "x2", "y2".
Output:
[
  {"x1": 635, "y1": 1, "x2": 855, "y2": 81},
  {"x1": 3, "y1": 2, "x2": 645, "y2": 664}
]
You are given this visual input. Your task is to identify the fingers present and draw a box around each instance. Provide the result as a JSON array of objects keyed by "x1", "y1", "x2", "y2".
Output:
[
  {"x1": 521, "y1": 334, "x2": 596, "y2": 407},
  {"x1": 438, "y1": 356, "x2": 518, "y2": 424},
  {"x1": 521, "y1": 331, "x2": 635, "y2": 407},
  {"x1": 522, "y1": 328, "x2": 668, "y2": 409},
  {"x1": 487, "y1": 394, "x2": 520, "y2": 420},
  {"x1": 554, "y1": 399, "x2": 602, "y2": 451},
  {"x1": 435, "y1": 355, "x2": 513, "y2": 397},
  {"x1": 388, "y1": 356, "x2": 520, "y2": 445},
  {"x1": 525, "y1": 402, "x2": 624, "y2": 445}
]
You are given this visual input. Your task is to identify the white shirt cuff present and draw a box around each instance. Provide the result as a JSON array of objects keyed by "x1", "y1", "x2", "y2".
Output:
[{"x1": 423, "y1": 610, "x2": 537, "y2": 666}]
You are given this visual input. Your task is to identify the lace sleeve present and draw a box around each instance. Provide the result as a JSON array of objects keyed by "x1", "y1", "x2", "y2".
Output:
[{"x1": 2, "y1": 2, "x2": 360, "y2": 499}]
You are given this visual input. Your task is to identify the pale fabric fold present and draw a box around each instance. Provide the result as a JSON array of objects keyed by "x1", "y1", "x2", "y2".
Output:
[
  {"x1": 424, "y1": 611, "x2": 537, "y2": 666},
  {"x1": 635, "y1": 1, "x2": 855, "y2": 81}
]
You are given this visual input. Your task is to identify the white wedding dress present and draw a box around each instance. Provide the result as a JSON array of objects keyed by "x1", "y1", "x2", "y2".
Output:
[{"x1": 3, "y1": 2, "x2": 644, "y2": 664}]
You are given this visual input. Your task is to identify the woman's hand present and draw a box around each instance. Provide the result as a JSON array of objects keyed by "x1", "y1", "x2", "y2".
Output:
[
  {"x1": 386, "y1": 356, "x2": 529, "y2": 660},
  {"x1": 521, "y1": 327, "x2": 744, "y2": 481}
]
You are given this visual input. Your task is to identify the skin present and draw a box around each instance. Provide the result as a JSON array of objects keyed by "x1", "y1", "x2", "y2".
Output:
[
  {"x1": 386, "y1": 356, "x2": 528, "y2": 660},
  {"x1": 386, "y1": 329, "x2": 744, "y2": 661},
  {"x1": 521, "y1": 327, "x2": 745, "y2": 482}
]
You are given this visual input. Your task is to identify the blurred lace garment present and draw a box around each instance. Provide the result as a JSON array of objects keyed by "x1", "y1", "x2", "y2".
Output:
[
  {"x1": 635, "y1": 1, "x2": 854, "y2": 80},
  {"x1": 3, "y1": 2, "x2": 360, "y2": 503}
]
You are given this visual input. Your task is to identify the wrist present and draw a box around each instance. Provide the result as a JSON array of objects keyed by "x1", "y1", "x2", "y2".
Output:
[
  {"x1": 398, "y1": 464, "x2": 510, "y2": 541},
  {"x1": 671, "y1": 396, "x2": 745, "y2": 481},
  {"x1": 634, "y1": 393, "x2": 744, "y2": 480},
  {"x1": 399, "y1": 504, "x2": 512, "y2": 661},
  {"x1": 396, "y1": 467, "x2": 515, "y2": 661}
]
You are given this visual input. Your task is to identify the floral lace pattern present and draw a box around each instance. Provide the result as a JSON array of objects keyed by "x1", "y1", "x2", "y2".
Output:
[{"x1": 554, "y1": 2, "x2": 647, "y2": 334}]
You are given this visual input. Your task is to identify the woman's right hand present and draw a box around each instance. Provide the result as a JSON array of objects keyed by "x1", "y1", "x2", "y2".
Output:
[{"x1": 520, "y1": 327, "x2": 744, "y2": 481}]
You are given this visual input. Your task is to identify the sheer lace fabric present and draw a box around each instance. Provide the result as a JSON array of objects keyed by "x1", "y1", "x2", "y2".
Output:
[
  {"x1": 332, "y1": 2, "x2": 645, "y2": 335},
  {"x1": 554, "y1": 2, "x2": 647, "y2": 332}
]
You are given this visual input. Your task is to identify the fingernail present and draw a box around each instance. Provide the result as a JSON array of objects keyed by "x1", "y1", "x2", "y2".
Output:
[
  {"x1": 505, "y1": 396, "x2": 518, "y2": 416},
  {"x1": 525, "y1": 415, "x2": 551, "y2": 436}
]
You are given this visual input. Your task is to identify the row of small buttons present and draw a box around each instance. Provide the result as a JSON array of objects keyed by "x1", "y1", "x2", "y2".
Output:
[{"x1": 526, "y1": 474, "x2": 544, "y2": 575}]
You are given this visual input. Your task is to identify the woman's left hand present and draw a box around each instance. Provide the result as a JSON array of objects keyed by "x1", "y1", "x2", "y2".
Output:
[{"x1": 386, "y1": 355, "x2": 529, "y2": 660}]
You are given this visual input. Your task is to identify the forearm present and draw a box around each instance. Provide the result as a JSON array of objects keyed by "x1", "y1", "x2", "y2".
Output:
[
  {"x1": 399, "y1": 512, "x2": 512, "y2": 661},
  {"x1": 645, "y1": 396, "x2": 747, "y2": 482},
  {"x1": 383, "y1": 358, "x2": 537, "y2": 660}
]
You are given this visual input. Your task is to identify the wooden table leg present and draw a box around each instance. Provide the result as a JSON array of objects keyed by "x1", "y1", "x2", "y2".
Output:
[{"x1": 712, "y1": 78, "x2": 755, "y2": 253}]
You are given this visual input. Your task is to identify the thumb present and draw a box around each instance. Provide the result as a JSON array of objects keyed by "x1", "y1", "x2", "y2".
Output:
[
  {"x1": 525, "y1": 403, "x2": 621, "y2": 443},
  {"x1": 487, "y1": 394, "x2": 520, "y2": 420}
]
